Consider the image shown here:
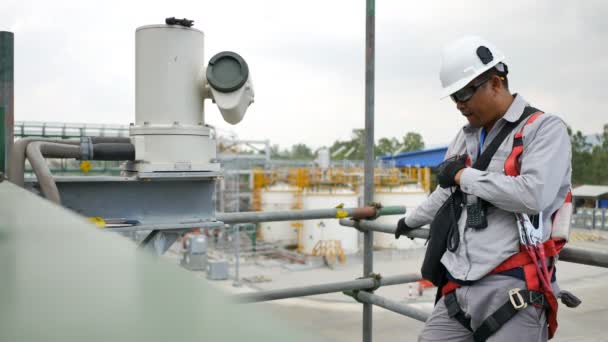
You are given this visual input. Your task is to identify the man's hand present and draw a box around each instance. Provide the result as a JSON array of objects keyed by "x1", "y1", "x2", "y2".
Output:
[
  {"x1": 437, "y1": 155, "x2": 467, "y2": 188},
  {"x1": 395, "y1": 217, "x2": 413, "y2": 239}
]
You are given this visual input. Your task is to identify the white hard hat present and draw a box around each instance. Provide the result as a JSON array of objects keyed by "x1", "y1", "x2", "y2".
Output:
[{"x1": 439, "y1": 36, "x2": 506, "y2": 99}]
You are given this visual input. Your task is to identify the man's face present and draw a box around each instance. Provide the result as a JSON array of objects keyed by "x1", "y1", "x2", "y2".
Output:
[{"x1": 452, "y1": 76, "x2": 497, "y2": 128}]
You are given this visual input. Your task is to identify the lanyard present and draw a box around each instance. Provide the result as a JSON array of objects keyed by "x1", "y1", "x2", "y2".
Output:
[{"x1": 478, "y1": 128, "x2": 487, "y2": 157}]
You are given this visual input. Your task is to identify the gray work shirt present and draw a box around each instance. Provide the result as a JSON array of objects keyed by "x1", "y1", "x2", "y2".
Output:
[{"x1": 405, "y1": 94, "x2": 572, "y2": 281}]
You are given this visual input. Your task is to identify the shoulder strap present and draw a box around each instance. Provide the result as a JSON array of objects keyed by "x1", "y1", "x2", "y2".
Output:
[
  {"x1": 472, "y1": 106, "x2": 538, "y2": 171},
  {"x1": 504, "y1": 106, "x2": 544, "y2": 176}
]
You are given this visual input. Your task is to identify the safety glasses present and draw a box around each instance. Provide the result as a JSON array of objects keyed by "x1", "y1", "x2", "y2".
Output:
[{"x1": 450, "y1": 77, "x2": 491, "y2": 103}]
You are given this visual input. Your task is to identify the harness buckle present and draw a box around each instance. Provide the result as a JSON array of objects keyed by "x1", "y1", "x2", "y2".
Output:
[{"x1": 508, "y1": 288, "x2": 528, "y2": 310}]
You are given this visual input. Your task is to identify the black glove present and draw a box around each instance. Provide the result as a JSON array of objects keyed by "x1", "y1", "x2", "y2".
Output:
[
  {"x1": 437, "y1": 154, "x2": 467, "y2": 188},
  {"x1": 395, "y1": 217, "x2": 413, "y2": 239}
]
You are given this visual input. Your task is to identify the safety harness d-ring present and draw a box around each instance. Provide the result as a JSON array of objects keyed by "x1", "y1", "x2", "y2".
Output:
[{"x1": 508, "y1": 288, "x2": 528, "y2": 310}]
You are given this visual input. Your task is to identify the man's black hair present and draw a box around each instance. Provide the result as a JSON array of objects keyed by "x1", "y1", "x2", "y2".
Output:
[{"x1": 478, "y1": 63, "x2": 509, "y2": 90}]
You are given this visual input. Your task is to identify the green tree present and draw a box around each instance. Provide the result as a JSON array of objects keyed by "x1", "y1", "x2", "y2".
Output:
[
  {"x1": 290, "y1": 143, "x2": 314, "y2": 160},
  {"x1": 376, "y1": 137, "x2": 401, "y2": 156},
  {"x1": 569, "y1": 124, "x2": 608, "y2": 185},
  {"x1": 401, "y1": 132, "x2": 425, "y2": 152},
  {"x1": 588, "y1": 124, "x2": 608, "y2": 184},
  {"x1": 270, "y1": 144, "x2": 290, "y2": 159},
  {"x1": 328, "y1": 129, "x2": 365, "y2": 160},
  {"x1": 569, "y1": 127, "x2": 593, "y2": 185}
]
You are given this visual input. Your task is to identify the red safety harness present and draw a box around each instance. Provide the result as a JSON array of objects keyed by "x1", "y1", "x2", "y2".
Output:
[{"x1": 440, "y1": 112, "x2": 571, "y2": 341}]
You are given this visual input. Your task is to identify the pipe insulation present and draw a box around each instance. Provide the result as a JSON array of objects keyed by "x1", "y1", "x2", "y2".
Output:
[
  {"x1": 25, "y1": 142, "x2": 80, "y2": 204},
  {"x1": 8, "y1": 137, "x2": 132, "y2": 186},
  {"x1": 8, "y1": 138, "x2": 79, "y2": 186}
]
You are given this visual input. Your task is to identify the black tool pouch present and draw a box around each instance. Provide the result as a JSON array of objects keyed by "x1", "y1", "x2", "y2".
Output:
[{"x1": 421, "y1": 190, "x2": 464, "y2": 287}]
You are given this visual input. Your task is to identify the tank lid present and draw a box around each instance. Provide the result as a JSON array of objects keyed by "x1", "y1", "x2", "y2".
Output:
[
  {"x1": 136, "y1": 24, "x2": 204, "y2": 35},
  {"x1": 165, "y1": 17, "x2": 194, "y2": 27}
]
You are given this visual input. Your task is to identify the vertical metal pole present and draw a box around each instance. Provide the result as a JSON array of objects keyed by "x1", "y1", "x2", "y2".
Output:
[
  {"x1": 0, "y1": 31, "x2": 15, "y2": 175},
  {"x1": 363, "y1": 1, "x2": 375, "y2": 341},
  {"x1": 233, "y1": 224, "x2": 241, "y2": 287},
  {"x1": 0, "y1": 106, "x2": 4, "y2": 174},
  {"x1": 233, "y1": 172, "x2": 241, "y2": 287}
]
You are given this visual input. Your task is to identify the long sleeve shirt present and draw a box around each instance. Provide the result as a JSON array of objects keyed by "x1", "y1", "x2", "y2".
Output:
[{"x1": 405, "y1": 94, "x2": 572, "y2": 281}]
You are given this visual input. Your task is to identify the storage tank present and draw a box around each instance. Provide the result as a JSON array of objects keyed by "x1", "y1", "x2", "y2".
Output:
[
  {"x1": 130, "y1": 23, "x2": 218, "y2": 172},
  {"x1": 259, "y1": 184, "x2": 298, "y2": 245},
  {"x1": 316, "y1": 148, "x2": 331, "y2": 169},
  {"x1": 301, "y1": 188, "x2": 359, "y2": 255},
  {"x1": 374, "y1": 185, "x2": 428, "y2": 249}
]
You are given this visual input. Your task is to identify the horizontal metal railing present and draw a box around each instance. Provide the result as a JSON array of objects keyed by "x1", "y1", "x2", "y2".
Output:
[
  {"x1": 235, "y1": 273, "x2": 420, "y2": 303},
  {"x1": 229, "y1": 212, "x2": 608, "y2": 328},
  {"x1": 217, "y1": 206, "x2": 405, "y2": 224},
  {"x1": 338, "y1": 219, "x2": 608, "y2": 269},
  {"x1": 106, "y1": 205, "x2": 608, "y2": 332}
]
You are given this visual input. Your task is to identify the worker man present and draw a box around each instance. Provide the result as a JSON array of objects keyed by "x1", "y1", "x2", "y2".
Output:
[{"x1": 394, "y1": 36, "x2": 572, "y2": 341}]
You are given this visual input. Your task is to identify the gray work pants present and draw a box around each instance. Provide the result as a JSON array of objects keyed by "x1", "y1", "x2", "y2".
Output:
[{"x1": 419, "y1": 274, "x2": 548, "y2": 342}]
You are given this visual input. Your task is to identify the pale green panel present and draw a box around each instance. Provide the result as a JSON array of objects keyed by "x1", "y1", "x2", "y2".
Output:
[{"x1": 0, "y1": 181, "x2": 316, "y2": 342}]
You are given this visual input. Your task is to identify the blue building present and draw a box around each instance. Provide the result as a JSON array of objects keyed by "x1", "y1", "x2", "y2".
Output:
[{"x1": 380, "y1": 146, "x2": 448, "y2": 168}]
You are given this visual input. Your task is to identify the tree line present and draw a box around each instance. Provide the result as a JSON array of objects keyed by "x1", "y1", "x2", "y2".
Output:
[
  {"x1": 270, "y1": 129, "x2": 424, "y2": 161},
  {"x1": 570, "y1": 124, "x2": 608, "y2": 185},
  {"x1": 266, "y1": 124, "x2": 607, "y2": 186}
]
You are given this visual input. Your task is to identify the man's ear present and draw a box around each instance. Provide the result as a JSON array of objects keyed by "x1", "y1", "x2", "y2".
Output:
[{"x1": 490, "y1": 75, "x2": 504, "y2": 94}]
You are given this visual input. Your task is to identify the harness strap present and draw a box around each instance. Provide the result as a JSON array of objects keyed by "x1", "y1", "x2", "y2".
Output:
[
  {"x1": 504, "y1": 111, "x2": 543, "y2": 176},
  {"x1": 493, "y1": 239, "x2": 559, "y2": 274},
  {"x1": 440, "y1": 239, "x2": 558, "y2": 297},
  {"x1": 440, "y1": 238, "x2": 561, "y2": 339},
  {"x1": 473, "y1": 289, "x2": 548, "y2": 342},
  {"x1": 444, "y1": 292, "x2": 473, "y2": 332}
]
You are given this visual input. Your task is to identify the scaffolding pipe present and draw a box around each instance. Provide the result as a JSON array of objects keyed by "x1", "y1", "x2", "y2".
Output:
[
  {"x1": 559, "y1": 246, "x2": 608, "y2": 268},
  {"x1": 235, "y1": 273, "x2": 420, "y2": 303},
  {"x1": 216, "y1": 206, "x2": 405, "y2": 224},
  {"x1": 339, "y1": 219, "x2": 429, "y2": 240},
  {"x1": 104, "y1": 221, "x2": 224, "y2": 233},
  {"x1": 340, "y1": 219, "x2": 608, "y2": 269},
  {"x1": 354, "y1": 291, "x2": 429, "y2": 323},
  {"x1": 363, "y1": 0, "x2": 376, "y2": 339}
]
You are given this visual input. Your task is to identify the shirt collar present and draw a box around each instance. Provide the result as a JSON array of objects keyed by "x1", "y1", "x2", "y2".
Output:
[
  {"x1": 462, "y1": 93, "x2": 529, "y2": 133},
  {"x1": 502, "y1": 94, "x2": 529, "y2": 123}
]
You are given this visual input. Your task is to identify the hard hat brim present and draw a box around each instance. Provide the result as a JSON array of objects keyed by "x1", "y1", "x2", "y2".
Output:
[{"x1": 439, "y1": 61, "x2": 503, "y2": 100}]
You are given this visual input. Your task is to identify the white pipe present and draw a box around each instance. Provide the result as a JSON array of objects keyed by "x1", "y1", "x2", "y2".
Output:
[
  {"x1": 8, "y1": 137, "x2": 129, "y2": 186},
  {"x1": 8, "y1": 138, "x2": 80, "y2": 186},
  {"x1": 25, "y1": 142, "x2": 80, "y2": 204}
]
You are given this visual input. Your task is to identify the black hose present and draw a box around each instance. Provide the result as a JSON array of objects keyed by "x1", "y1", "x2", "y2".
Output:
[
  {"x1": 92, "y1": 143, "x2": 135, "y2": 161},
  {"x1": 90, "y1": 137, "x2": 131, "y2": 144}
]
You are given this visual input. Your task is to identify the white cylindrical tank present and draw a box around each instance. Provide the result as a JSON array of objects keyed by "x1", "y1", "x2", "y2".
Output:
[
  {"x1": 135, "y1": 24, "x2": 205, "y2": 125},
  {"x1": 129, "y1": 24, "x2": 218, "y2": 173},
  {"x1": 301, "y1": 188, "x2": 359, "y2": 255},
  {"x1": 374, "y1": 185, "x2": 428, "y2": 249},
  {"x1": 316, "y1": 148, "x2": 331, "y2": 169},
  {"x1": 260, "y1": 184, "x2": 298, "y2": 245}
]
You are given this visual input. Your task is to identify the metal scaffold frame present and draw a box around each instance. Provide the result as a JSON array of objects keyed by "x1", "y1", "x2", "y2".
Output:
[
  {"x1": 230, "y1": 215, "x2": 608, "y2": 340},
  {"x1": 231, "y1": 2, "x2": 608, "y2": 340}
]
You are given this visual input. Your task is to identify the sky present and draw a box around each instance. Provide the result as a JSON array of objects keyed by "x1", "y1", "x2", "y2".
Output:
[{"x1": 1, "y1": 0, "x2": 606, "y2": 151}]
